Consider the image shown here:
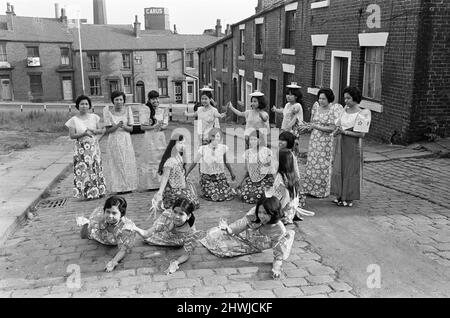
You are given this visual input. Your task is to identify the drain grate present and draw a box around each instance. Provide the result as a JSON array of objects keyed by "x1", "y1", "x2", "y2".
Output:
[{"x1": 38, "y1": 198, "x2": 68, "y2": 209}]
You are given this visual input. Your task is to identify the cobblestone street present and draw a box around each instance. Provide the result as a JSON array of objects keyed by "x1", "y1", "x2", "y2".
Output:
[{"x1": 1, "y1": 131, "x2": 449, "y2": 297}]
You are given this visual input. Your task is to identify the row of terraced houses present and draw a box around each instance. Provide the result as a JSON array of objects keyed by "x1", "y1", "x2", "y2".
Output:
[
  {"x1": 198, "y1": 0, "x2": 450, "y2": 143},
  {"x1": 0, "y1": 2, "x2": 221, "y2": 105}
]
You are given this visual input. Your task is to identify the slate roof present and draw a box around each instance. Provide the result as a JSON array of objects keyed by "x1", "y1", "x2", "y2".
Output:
[
  {"x1": 0, "y1": 15, "x2": 73, "y2": 43},
  {"x1": 72, "y1": 24, "x2": 219, "y2": 51}
]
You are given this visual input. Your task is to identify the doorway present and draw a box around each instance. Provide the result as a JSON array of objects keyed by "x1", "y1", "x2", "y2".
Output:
[
  {"x1": 187, "y1": 82, "x2": 195, "y2": 103},
  {"x1": 136, "y1": 81, "x2": 145, "y2": 104},
  {"x1": 245, "y1": 81, "x2": 253, "y2": 110},
  {"x1": 331, "y1": 51, "x2": 351, "y2": 105},
  {"x1": 62, "y1": 76, "x2": 73, "y2": 101},
  {"x1": 0, "y1": 76, "x2": 12, "y2": 101},
  {"x1": 269, "y1": 79, "x2": 277, "y2": 124},
  {"x1": 109, "y1": 80, "x2": 120, "y2": 97}
]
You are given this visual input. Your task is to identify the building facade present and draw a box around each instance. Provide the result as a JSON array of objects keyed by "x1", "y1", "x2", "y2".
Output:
[
  {"x1": 0, "y1": 7, "x2": 75, "y2": 102},
  {"x1": 199, "y1": 0, "x2": 450, "y2": 143}
]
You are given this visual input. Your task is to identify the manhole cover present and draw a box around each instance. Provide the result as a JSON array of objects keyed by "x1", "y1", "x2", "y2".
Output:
[{"x1": 38, "y1": 198, "x2": 68, "y2": 209}]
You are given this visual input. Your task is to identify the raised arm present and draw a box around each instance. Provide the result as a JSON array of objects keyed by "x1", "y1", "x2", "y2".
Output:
[
  {"x1": 271, "y1": 105, "x2": 284, "y2": 115},
  {"x1": 228, "y1": 102, "x2": 246, "y2": 117}
]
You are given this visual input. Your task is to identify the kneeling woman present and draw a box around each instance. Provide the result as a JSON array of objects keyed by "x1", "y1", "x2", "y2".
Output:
[
  {"x1": 186, "y1": 128, "x2": 236, "y2": 202},
  {"x1": 78, "y1": 196, "x2": 136, "y2": 272},
  {"x1": 238, "y1": 130, "x2": 274, "y2": 204},
  {"x1": 200, "y1": 196, "x2": 295, "y2": 279},
  {"x1": 134, "y1": 198, "x2": 201, "y2": 274},
  {"x1": 154, "y1": 134, "x2": 200, "y2": 210}
]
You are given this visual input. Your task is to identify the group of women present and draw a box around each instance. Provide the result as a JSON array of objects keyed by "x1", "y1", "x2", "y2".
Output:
[{"x1": 69, "y1": 83, "x2": 371, "y2": 277}]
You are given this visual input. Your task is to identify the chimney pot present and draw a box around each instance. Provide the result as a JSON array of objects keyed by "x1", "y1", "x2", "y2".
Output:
[
  {"x1": 134, "y1": 15, "x2": 141, "y2": 38},
  {"x1": 55, "y1": 3, "x2": 60, "y2": 19}
]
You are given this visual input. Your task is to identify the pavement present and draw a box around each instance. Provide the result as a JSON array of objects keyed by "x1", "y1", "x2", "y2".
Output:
[{"x1": 0, "y1": 122, "x2": 449, "y2": 298}]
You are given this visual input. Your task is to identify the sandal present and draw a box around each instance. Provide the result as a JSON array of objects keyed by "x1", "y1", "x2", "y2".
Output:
[{"x1": 332, "y1": 199, "x2": 340, "y2": 205}]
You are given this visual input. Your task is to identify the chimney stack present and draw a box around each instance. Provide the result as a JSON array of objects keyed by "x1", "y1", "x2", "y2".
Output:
[
  {"x1": 55, "y1": 3, "x2": 60, "y2": 19},
  {"x1": 215, "y1": 19, "x2": 222, "y2": 37},
  {"x1": 173, "y1": 24, "x2": 178, "y2": 34},
  {"x1": 133, "y1": 15, "x2": 141, "y2": 38},
  {"x1": 93, "y1": 0, "x2": 107, "y2": 24},
  {"x1": 6, "y1": 2, "x2": 14, "y2": 30},
  {"x1": 60, "y1": 8, "x2": 67, "y2": 25},
  {"x1": 10, "y1": 5, "x2": 15, "y2": 16},
  {"x1": 226, "y1": 24, "x2": 231, "y2": 35}
]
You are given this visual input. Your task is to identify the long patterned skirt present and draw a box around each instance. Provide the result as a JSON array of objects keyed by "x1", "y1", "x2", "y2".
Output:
[
  {"x1": 200, "y1": 173, "x2": 235, "y2": 202},
  {"x1": 200, "y1": 226, "x2": 295, "y2": 260},
  {"x1": 330, "y1": 134, "x2": 363, "y2": 201},
  {"x1": 72, "y1": 137, "x2": 106, "y2": 200},
  {"x1": 137, "y1": 131, "x2": 166, "y2": 190},
  {"x1": 303, "y1": 130, "x2": 334, "y2": 198},
  {"x1": 162, "y1": 183, "x2": 200, "y2": 210},
  {"x1": 239, "y1": 174, "x2": 274, "y2": 204},
  {"x1": 105, "y1": 131, "x2": 138, "y2": 193}
]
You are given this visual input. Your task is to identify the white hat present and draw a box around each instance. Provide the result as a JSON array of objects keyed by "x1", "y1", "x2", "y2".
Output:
[
  {"x1": 200, "y1": 85, "x2": 214, "y2": 92},
  {"x1": 287, "y1": 82, "x2": 301, "y2": 89},
  {"x1": 249, "y1": 91, "x2": 264, "y2": 97}
]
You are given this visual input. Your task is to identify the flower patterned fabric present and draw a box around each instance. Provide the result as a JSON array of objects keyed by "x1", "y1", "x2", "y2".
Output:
[
  {"x1": 271, "y1": 173, "x2": 305, "y2": 224},
  {"x1": 144, "y1": 210, "x2": 202, "y2": 253},
  {"x1": 162, "y1": 156, "x2": 200, "y2": 209},
  {"x1": 200, "y1": 173, "x2": 235, "y2": 202},
  {"x1": 65, "y1": 115, "x2": 106, "y2": 200},
  {"x1": 86, "y1": 207, "x2": 136, "y2": 253},
  {"x1": 303, "y1": 102, "x2": 344, "y2": 198},
  {"x1": 200, "y1": 207, "x2": 295, "y2": 260}
]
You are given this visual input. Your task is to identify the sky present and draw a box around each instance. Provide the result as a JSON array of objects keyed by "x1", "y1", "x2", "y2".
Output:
[{"x1": 1, "y1": 0, "x2": 257, "y2": 34}]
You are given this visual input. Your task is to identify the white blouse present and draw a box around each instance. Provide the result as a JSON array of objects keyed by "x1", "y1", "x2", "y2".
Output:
[
  {"x1": 65, "y1": 114, "x2": 100, "y2": 134},
  {"x1": 198, "y1": 144, "x2": 229, "y2": 175}
]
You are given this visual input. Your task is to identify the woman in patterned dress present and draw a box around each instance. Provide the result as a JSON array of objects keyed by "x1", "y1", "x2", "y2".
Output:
[
  {"x1": 103, "y1": 91, "x2": 138, "y2": 194},
  {"x1": 331, "y1": 87, "x2": 372, "y2": 207},
  {"x1": 186, "y1": 128, "x2": 236, "y2": 202},
  {"x1": 134, "y1": 198, "x2": 202, "y2": 275},
  {"x1": 139, "y1": 90, "x2": 170, "y2": 191},
  {"x1": 303, "y1": 88, "x2": 343, "y2": 198},
  {"x1": 65, "y1": 95, "x2": 106, "y2": 200},
  {"x1": 238, "y1": 130, "x2": 274, "y2": 204},
  {"x1": 77, "y1": 196, "x2": 136, "y2": 272},
  {"x1": 154, "y1": 134, "x2": 200, "y2": 210},
  {"x1": 200, "y1": 196, "x2": 295, "y2": 279}
]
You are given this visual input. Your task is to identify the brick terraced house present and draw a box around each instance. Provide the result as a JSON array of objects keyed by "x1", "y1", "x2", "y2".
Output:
[{"x1": 199, "y1": 0, "x2": 450, "y2": 143}]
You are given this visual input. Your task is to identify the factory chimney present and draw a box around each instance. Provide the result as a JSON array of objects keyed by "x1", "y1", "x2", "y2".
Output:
[{"x1": 93, "y1": 0, "x2": 107, "y2": 24}]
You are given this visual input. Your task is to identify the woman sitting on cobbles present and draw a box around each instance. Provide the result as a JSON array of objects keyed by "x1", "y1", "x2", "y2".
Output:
[
  {"x1": 134, "y1": 198, "x2": 202, "y2": 275},
  {"x1": 77, "y1": 196, "x2": 136, "y2": 272},
  {"x1": 200, "y1": 196, "x2": 295, "y2": 279}
]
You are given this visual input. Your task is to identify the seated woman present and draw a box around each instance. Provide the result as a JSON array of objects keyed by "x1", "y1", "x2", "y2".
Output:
[
  {"x1": 186, "y1": 128, "x2": 236, "y2": 202},
  {"x1": 154, "y1": 134, "x2": 200, "y2": 210},
  {"x1": 134, "y1": 198, "x2": 202, "y2": 275},
  {"x1": 77, "y1": 196, "x2": 136, "y2": 272},
  {"x1": 200, "y1": 196, "x2": 295, "y2": 279},
  {"x1": 237, "y1": 130, "x2": 274, "y2": 204}
]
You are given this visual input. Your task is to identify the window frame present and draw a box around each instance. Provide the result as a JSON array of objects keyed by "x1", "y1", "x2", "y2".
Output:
[
  {"x1": 314, "y1": 47, "x2": 326, "y2": 88},
  {"x1": 0, "y1": 42, "x2": 7, "y2": 62},
  {"x1": 89, "y1": 77, "x2": 102, "y2": 96},
  {"x1": 29, "y1": 74, "x2": 43, "y2": 96},
  {"x1": 122, "y1": 53, "x2": 131, "y2": 70},
  {"x1": 254, "y1": 23, "x2": 264, "y2": 55},
  {"x1": 363, "y1": 47, "x2": 384, "y2": 102},
  {"x1": 60, "y1": 47, "x2": 70, "y2": 66},
  {"x1": 26, "y1": 46, "x2": 40, "y2": 58},
  {"x1": 223, "y1": 44, "x2": 228, "y2": 69},
  {"x1": 186, "y1": 52, "x2": 194, "y2": 68},
  {"x1": 239, "y1": 29, "x2": 245, "y2": 56},
  {"x1": 284, "y1": 10, "x2": 296, "y2": 49},
  {"x1": 87, "y1": 53, "x2": 100, "y2": 70},
  {"x1": 123, "y1": 76, "x2": 132, "y2": 94},
  {"x1": 158, "y1": 77, "x2": 169, "y2": 97},
  {"x1": 157, "y1": 53, "x2": 168, "y2": 70}
]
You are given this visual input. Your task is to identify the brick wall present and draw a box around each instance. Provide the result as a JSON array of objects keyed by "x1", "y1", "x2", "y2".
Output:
[{"x1": 6, "y1": 41, "x2": 73, "y2": 102}]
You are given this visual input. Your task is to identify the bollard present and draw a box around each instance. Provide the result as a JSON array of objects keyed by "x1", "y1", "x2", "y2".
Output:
[
  {"x1": 69, "y1": 104, "x2": 71, "y2": 113},
  {"x1": 169, "y1": 104, "x2": 173, "y2": 122},
  {"x1": 20, "y1": 105, "x2": 23, "y2": 112},
  {"x1": 44, "y1": 105, "x2": 47, "y2": 112}
]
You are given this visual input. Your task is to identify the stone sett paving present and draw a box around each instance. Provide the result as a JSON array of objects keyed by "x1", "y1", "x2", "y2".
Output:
[
  {"x1": 0, "y1": 159, "x2": 355, "y2": 298},
  {"x1": 364, "y1": 158, "x2": 450, "y2": 209}
]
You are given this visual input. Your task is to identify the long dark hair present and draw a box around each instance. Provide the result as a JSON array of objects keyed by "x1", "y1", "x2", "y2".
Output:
[
  {"x1": 254, "y1": 196, "x2": 282, "y2": 225},
  {"x1": 146, "y1": 90, "x2": 159, "y2": 126},
  {"x1": 103, "y1": 196, "x2": 127, "y2": 217},
  {"x1": 158, "y1": 134, "x2": 184, "y2": 175},
  {"x1": 286, "y1": 88, "x2": 303, "y2": 105},
  {"x1": 278, "y1": 149, "x2": 300, "y2": 198},
  {"x1": 172, "y1": 197, "x2": 195, "y2": 227}
]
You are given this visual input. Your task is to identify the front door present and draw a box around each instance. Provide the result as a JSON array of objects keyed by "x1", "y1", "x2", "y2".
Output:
[
  {"x1": 332, "y1": 56, "x2": 349, "y2": 105},
  {"x1": 175, "y1": 82, "x2": 183, "y2": 104},
  {"x1": 187, "y1": 82, "x2": 194, "y2": 103},
  {"x1": 0, "y1": 77, "x2": 12, "y2": 101},
  {"x1": 62, "y1": 77, "x2": 73, "y2": 101},
  {"x1": 269, "y1": 79, "x2": 277, "y2": 124},
  {"x1": 136, "y1": 81, "x2": 145, "y2": 104},
  {"x1": 109, "y1": 80, "x2": 119, "y2": 96}
]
